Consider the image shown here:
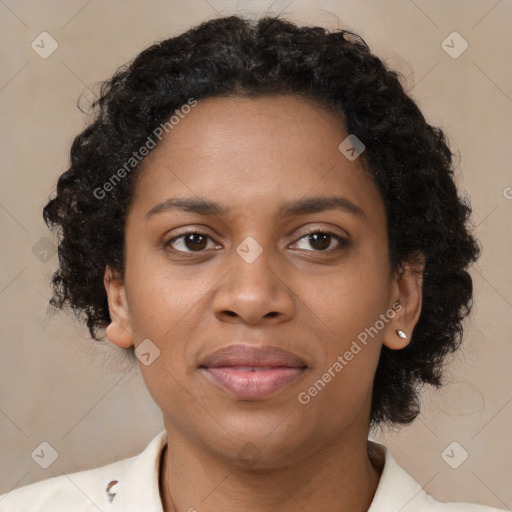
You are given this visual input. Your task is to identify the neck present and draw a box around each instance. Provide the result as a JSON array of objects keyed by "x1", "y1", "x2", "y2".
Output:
[{"x1": 159, "y1": 426, "x2": 384, "y2": 512}]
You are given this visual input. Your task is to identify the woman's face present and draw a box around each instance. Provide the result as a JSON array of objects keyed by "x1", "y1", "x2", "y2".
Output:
[{"x1": 106, "y1": 95, "x2": 417, "y2": 467}]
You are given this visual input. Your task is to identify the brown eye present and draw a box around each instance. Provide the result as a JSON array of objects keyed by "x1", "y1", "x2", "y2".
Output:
[
  {"x1": 164, "y1": 232, "x2": 216, "y2": 253},
  {"x1": 183, "y1": 234, "x2": 208, "y2": 251},
  {"x1": 292, "y1": 230, "x2": 348, "y2": 252},
  {"x1": 308, "y1": 232, "x2": 331, "y2": 251}
]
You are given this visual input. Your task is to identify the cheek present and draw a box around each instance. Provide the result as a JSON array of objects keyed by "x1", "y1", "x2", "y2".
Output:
[
  {"x1": 297, "y1": 246, "x2": 390, "y2": 387},
  {"x1": 126, "y1": 254, "x2": 206, "y2": 342},
  {"x1": 125, "y1": 256, "x2": 216, "y2": 389},
  {"x1": 298, "y1": 274, "x2": 386, "y2": 424},
  {"x1": 126, "y1": 265, "x2": 202, "y2": 417},
  {"x1": 302, "y1": 255, "x2": 391, "y2": 337}
]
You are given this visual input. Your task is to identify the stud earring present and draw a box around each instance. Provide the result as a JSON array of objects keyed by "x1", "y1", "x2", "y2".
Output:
[{"x1": 395, "y1": 329, "x2": 407, "y2": 339}]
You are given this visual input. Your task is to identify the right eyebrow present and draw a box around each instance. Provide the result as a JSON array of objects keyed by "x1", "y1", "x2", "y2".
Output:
[{"x1": 145, "y1": 197, "x2": 227, "y2": 220}]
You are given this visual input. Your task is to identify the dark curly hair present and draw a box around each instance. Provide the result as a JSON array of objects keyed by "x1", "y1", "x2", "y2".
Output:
[{"x1": 42, "y1": 14, "x2": 480, "y2": 427}]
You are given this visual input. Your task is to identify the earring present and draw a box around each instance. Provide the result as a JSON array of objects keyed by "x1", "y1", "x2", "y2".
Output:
[{"x1": 395, "y1": 329, "x2": 407, "y2": 339}]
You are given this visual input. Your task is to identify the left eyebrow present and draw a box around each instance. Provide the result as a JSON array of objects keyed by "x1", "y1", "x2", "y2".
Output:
[
  {"x1": 144, "y1": 195, "x2": 365, "y2": 220},
  {"x1": 276, "y1": 196, "x2": 365, "y2": 218}
]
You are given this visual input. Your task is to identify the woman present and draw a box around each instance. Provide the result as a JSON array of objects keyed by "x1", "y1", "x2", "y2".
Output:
[{"x1": 0, "y1": 14, "x2": 504, "y2": 512}]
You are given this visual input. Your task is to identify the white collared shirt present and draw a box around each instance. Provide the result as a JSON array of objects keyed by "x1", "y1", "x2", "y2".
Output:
[{"x1": 0, "y1": 430, "x2": 505, "y2": 511}]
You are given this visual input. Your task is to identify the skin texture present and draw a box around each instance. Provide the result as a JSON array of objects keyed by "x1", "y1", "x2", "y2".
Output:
[{"x1": 104, "y1": 95, "x2": 424, "y2": 512}]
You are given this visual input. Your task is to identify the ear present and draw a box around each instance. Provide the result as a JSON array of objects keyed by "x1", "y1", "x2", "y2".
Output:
[
  {"x1": 103, "y1": 265, "x2": 134, "y2": 348},
  {"x1": 383, "y1": 252, "x2": 425, "y2": 350}
]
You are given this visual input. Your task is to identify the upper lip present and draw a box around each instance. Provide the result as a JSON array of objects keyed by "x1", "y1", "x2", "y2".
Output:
[{"x1": 199, "y1": 344, "x2": 308, "y2": 368}]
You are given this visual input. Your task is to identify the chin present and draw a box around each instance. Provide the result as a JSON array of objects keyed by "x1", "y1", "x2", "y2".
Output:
[{"x1": 194, "y1": 411, "x2": 317, "y2": 469}]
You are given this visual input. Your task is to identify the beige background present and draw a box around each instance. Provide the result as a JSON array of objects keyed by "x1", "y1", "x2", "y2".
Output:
[{"x1": 0, "y1": 0, "x2": 511, "y2": 509}]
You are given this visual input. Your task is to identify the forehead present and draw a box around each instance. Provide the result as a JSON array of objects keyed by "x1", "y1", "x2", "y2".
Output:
[
  {"x1": 129, "y1": 95, "x2": 383, "y2": 221},
  {"x1": 146, "y1": 94, "x2": 347, "y2": 162}
]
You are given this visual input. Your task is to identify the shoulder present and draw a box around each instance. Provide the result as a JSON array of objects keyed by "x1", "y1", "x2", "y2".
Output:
[
  {"x1": 0, "y1": 455, "x2": 134, "y2": 512},
  {"x1": 421, "y1": 496, "x2": 506, "y2": 511},
  {"x1": 0, "y1": 457, "x2": 132, "y2": 511},
  {"x1": 368, "y1": 441, "x2": 506, "y2": 512},
  {"x1": 0, "y1": 430, "x2": 167, "y2": 512}
]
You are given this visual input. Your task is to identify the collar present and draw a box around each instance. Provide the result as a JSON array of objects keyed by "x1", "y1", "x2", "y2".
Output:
[
  {"x1": 110, "y1": 429, "x2": 167, "y2": 511},
  {"x1": 367, "y1": 441, "x2": 430, "y2": 511}
]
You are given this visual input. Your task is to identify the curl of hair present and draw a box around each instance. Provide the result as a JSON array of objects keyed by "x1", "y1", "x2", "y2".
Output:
[{"x1": 43, "y1": 15, "x2": 480, "y2": 427}]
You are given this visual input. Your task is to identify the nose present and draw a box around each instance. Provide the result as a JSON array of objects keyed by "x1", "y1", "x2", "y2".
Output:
[{"x1": 212, "y1": 242, "x2": 295, "y2": 326}]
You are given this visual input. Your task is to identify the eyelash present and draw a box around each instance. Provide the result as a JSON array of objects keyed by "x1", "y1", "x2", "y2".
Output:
[{"x1": 163, "y1": 228, "x2": 349, "y2": 255}]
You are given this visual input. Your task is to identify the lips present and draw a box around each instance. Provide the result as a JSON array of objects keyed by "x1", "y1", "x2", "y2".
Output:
[{"x1": 199, "y1": 344, "x2": 308, "y2": 400}]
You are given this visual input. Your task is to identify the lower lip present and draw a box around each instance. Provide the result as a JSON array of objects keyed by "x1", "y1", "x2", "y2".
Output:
[{"x1": 201, "y1": 366, "x2": 306, "y2": 400}]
